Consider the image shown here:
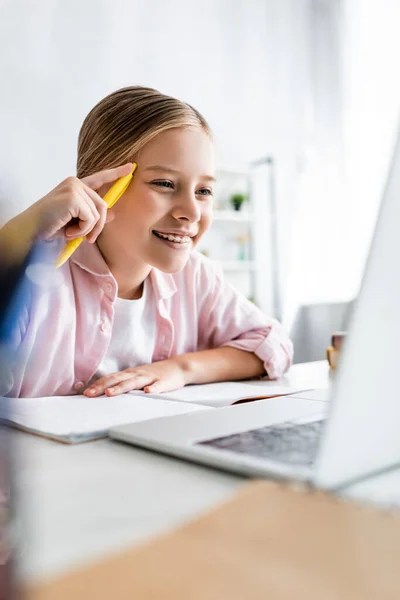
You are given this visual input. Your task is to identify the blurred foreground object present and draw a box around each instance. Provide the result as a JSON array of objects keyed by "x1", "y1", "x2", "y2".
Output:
[
  {"x1": 0, "y1": 241, "x2": 45, "y2": 600},
  {"x1": 23, "y1": 480, "x2": 400, "y2": 600},
  {"x1": 326, "y1": 331, "x2": 347, "y2": 369}
]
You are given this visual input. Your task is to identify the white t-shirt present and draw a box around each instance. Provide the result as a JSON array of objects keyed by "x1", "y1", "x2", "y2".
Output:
[{"x1": 95, "y1": 277, "x2": 156, "y2": 377}]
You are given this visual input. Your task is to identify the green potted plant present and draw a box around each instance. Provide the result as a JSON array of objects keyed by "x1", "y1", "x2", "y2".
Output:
[{"x1": 230, "y1": 192, "x2": 247, "y2": 211}]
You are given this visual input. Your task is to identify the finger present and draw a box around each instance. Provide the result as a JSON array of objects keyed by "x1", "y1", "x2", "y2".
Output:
[
  {"x1": 64, "y1": 193, "x2": 100, "y2": 238},
  {"x1": 84, "y1": 372, "x2": 132, "y2": 397},
  {"x1": 82, "y1": 185, "x2": 108, "y2": 243},
  {"x1": 81, "y1": 163, "x2": 133, "y2": 191},
  {"x1": 82, "y1": 191, "x2": 101, "y2": 222},
  {"x1": 106, "y1": 375, "x2": 158, "y2": 396},
  {"x1": 42, "y1": 194, "x2": 94, "y2": 241},
  {"x1": 143, "y1": 379, "x2": 162, "y2": 394}
]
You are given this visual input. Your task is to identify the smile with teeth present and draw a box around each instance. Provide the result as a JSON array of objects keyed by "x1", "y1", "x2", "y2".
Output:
[{"x1": 153, "y1": 231, "x2": 192, "y2": 244}]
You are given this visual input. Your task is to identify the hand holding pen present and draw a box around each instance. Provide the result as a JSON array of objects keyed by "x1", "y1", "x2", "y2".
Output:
[
  {"x1": 55, "y1": 163, "x2": 137, "y2": 267},
  {"x1": 21, "y1": 163, "x2": 135, "y2": 262}
]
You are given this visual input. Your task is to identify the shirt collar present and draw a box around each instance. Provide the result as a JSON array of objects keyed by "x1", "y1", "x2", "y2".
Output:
[
  {"x1": 71, "y1": 241, "x2": 111, "y2": 277},
  {"x1": 150, "y1": 267, "x2": 177, "y2": 300}
]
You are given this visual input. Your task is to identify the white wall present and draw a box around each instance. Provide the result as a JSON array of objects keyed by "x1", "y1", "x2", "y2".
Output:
[
  {"x1": 0, "y1": 2, "x2": 327, "y2": 203},
  {"x1": 0, "y1": 0, "x2": 276, "y2": 215}
]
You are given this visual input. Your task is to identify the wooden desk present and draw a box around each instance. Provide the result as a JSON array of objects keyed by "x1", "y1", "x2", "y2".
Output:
[
  {"x1": 24, "y1": 478, "x2": 400, "y2": 600},
  {"x1": 14, "y1": 360, "x2": 399, "y2": 588}
]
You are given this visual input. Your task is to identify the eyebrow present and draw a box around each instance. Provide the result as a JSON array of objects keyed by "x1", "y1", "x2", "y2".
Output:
[{"x1": 144, "y1": 165, "x2": 216, "y2": 183}]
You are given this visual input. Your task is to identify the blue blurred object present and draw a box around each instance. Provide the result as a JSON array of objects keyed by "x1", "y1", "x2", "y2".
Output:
[
  {"x1": 0, "y1": 249, "x2": 35, "y2": 345},
  {"x1": 0, "y1": 243, "x2": 39, "y2": 600}
]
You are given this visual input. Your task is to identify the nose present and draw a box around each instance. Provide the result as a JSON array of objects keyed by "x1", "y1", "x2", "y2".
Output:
[{"x1": 171, "y1": 191, "x2": 201, "y2": 223}]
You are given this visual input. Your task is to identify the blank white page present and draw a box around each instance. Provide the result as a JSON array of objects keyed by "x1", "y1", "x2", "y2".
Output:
[{"x1": 0, "y1": 394, "x2": 209, "y2": 443}]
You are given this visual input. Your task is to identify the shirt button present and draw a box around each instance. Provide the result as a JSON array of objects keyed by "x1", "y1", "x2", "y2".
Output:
[
  {"x1": 100, "y1": 322, "x2": 108, "y2": 332},
  {"x1": 74, "y1": 381, "x2": 84, "y2": 392},
  {"x1": 104, "y1": 282, "x2": 113, "y2": 295}
]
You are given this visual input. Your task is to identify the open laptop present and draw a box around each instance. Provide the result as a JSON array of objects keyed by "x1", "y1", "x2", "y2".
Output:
[{"x1": 110, "y1": 129, "x2": 400, "y2": 492}]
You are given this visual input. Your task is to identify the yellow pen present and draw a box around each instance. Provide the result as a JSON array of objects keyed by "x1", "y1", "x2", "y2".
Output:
[{"x1": 55, "y1": 163, "x2": 137, "y2": 268}]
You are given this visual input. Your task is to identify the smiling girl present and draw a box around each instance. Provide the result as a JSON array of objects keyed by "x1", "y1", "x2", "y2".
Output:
[{"x1": 0, "y1": 86, "x2": 293, "y2": 398}]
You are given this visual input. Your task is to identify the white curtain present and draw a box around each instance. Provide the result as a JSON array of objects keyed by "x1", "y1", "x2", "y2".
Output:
[
  {"x1": 340, "y1": 0, "x2": 400, "y2": 298},
  {"x1": 284, "y1": 0, "x2": 400, "y2": 337},
  {"x1": 283, "y1": 0, "x2": 344, "y2": 330}
]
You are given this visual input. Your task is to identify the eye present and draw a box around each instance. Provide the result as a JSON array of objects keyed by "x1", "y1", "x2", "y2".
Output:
[
  {"x1": 196, "y1": 188, "x2": 213, "y2": 197},
  {"x1": 151, "y1": 180, "x2": 174, "y2": 189}
]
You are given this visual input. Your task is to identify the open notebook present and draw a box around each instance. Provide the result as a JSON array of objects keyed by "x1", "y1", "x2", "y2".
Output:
[{"x1": 0, "y1": 380, "x2": 317, "y2": 443}]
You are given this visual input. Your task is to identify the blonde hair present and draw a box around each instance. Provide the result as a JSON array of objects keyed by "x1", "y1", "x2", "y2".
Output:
[{"x1": 77, "y1": 86, "x2": 212, "y2": 178}]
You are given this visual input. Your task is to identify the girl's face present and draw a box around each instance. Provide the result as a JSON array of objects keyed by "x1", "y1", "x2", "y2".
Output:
[{"x1": 100, "y1": 127, "x2": 215, "y2": 273}]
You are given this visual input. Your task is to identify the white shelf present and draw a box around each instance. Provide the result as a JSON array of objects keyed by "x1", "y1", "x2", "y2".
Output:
[
  {"x1": 219, "y1": 260, "x2": 256, "y2": 271},
  {"x1": 213, "y1": 210, "x2": 254, "y2": 222}
]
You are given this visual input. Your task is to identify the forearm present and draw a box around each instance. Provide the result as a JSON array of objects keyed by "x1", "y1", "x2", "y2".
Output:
[
  {"x1": 176, "y1": 347, "x2": 265, "y2": 386},
  {"x1": 0, "y1": 207, "x2": 39, "y2": 266}
]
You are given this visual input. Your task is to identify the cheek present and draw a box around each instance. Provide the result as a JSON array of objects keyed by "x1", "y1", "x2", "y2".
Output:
[
  {"x1": 114, "y1": 192, "x2": 151, "y2": 228},
  {"x1": 199, "y1": 205, "x2": 213, "y2": 233},
  {"x1": 121, "y1": 187, "x2": 165, "y2": 221}
]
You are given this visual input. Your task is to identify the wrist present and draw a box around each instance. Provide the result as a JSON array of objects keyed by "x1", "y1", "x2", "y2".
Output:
[
  {"x1": 29, "y1": 198, "x2": 52, "y2": 239},
  {"x1": 174, "y1": 354, "x2": 196, "y2": 386}
]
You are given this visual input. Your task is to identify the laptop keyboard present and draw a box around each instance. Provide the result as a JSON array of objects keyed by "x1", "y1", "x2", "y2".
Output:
[{"x1": 197, "y1": 419, "x2": 325, "y2": 466}]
